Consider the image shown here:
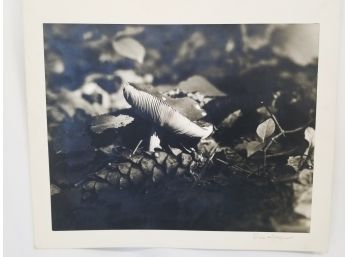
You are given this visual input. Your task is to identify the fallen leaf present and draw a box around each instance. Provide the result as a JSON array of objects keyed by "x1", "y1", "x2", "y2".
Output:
[
  {"x1": 177, "y1": 76, "x2": 226, "y2": 96},
  {"x1": 115, "y1": 26, "x2": 144, "y2": 38},
  {"x1": 304, "y1": 127, "x2": 315, "y2": 147},
  {"x1": 129, "y1": 167, "x2": 144, "y2": 184},
  {"x1": 256, "y1": 106, "x2": 269, "y2": 116},
  {"x1": 293, "y1": 169, "x2": 313, "y2": 222},
  {"x1": 95, "y1": 182, "x2": 109, "y2": 192},
  {"x1": 99, "y1": 145, "x2": 118, "y2": 155},
  {"x1": 256, "y1": 118, "x2": 275, "y2": 142},
  {"x1": 80, "y1": 82, "x2": 111, "y2": 110},
  {"x1": 165, "y1": 96, "x2": 207, "y2": 121},
  {"x1": 115, "y1": 69, "x2": 147, "y2": 84},
  {"x1": 241, "y1": 24, "x2": 276, "y2": 50},
  {"x1": 84, "y1": 34, "x2": 109, "y2": 49},
  {"x1": 112, "y1": 37, "x2": 145, "y2": 63},
  {"x1": 294, "y1": 187, "x2": 312, "y2": 218},
  {"x1": 50, "y1": 184, "x2": 61, "y2": 196},
  {"x1": 118, "y1": 162, "x2": 132, "y2": 175},
  {"x1": 220, "y1": 110, "x2": 242, "y2": 128},
  {"x1": 246, "y1": 141, "x2": 264, "y2": 157},
  {"x1": 57, "y1": 88, "x2": 107, "y2": 117},
  {"x1": 272, "y1": 25, "x2": 319, "y2": 66},
  {"x1": 270, "y1": 216, "x2": 310, "y2": 233},
  {"x1": 168, "y1": 145, "x2": 182, "y2": 156},
  {"x1": 45, "y1": 52, "x2": 64, "y2": 74},
  {"x1": 225, "y1": 39, "x2": 235, "y2": 52},
  {"x1": 298, "y1": 169, "x2": 313, "y2": 186},
  {"x1": 174, "y1": 32, "x2": 206, "y2": 64},
  {"x1": 287, "y1": 155, "x2": 302, "y2": 171},
  {"x1": 83, "y1": 181, "x2": 97, "y2": 191},
  {"x1": 99, "y1": 48, "x2": 123, "y2": 63},
  {"x1": 91, "y1": 113, "x2": 135, "y2": 134},
  {"x1": 47, "y1": 106, "x2": 65, "y2": 123}
]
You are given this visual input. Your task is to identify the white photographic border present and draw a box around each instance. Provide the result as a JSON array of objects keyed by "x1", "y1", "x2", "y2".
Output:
[{"x1": 23, "y1": 0, "x2": 341, "y2": 252}]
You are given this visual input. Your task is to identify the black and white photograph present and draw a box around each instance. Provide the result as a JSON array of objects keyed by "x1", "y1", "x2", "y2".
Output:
[{"x1": 43, "y1": 24, "x2": 319, "y2": 232}]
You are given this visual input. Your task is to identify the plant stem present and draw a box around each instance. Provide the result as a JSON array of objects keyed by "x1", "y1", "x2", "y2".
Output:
[
  {"x1": 262, "y1": 118, "x2": 314, "y2": 170},
  {"x1": 265, "y1": 105, "x2": 285, "y2": 136},
  {"x1": 148, "y1": 127, "x2": 161, "y2": 152}
]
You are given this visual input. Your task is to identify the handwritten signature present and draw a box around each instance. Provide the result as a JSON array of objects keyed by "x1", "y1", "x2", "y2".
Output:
[{"x1": 253, "y1": 233, "x2": 293, "y2": 240}]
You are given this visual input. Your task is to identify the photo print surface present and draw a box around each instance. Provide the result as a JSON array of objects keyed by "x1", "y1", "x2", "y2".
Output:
[{"x1": 44, "y1": 24, "x2": 318, "y2": 232}]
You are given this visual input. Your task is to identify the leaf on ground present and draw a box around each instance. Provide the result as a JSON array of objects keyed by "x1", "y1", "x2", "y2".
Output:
[
  {"x1": 177, "y1": 75, "x2": 226, "y2": 96},
  {"x1": 57, "y1": 88, "x2": 107, "y2": 117},
  {"x1": 99, "y1": 48, "x2": 123, "y2": 63},
  {"x1": 165, "y1": 96, "x2": 207, "y2": 121},
  {"x1": 115, "y1": 69, "x2": 148, "y2": 84},
  {"x1": 246, "y1": 141, "x2": 264, "y2": 157},
  {"x1": 241, "y1": 24, "x2": 275, "y2": 51},
  {"x1": 168, "y1": 145, "x2": 182, "y2": 156},
  {"x1": 220, "y1": 110, "x2": 242, "y2": 128},
  {"x1": 47, "y1": 106, "x2": 66, "y2": 123},
  {"x1": 109, "y1": 89, "x2": 132, "y2": 110},
  {"x1": 287, "y1": 155, "x2": 302, "y2": 171},
  {"x1": 112, "y1": 37, "x2": 145, "y2": 64},
  {"x1": 174, "y1": 32, "x2": 206, "y2": 64},
  {"x1": 80, "y1": 82, "x2": 111, "y2": 110},
  {"x1": 84, "y1": 34, "x2": 109, "y2": 49},
  {"x1": 98, "y1": 144, "x2": 118, "y2": 155},
  {"x1": 197, "y1": 138, "x2": 219, "y2": 157},
  {"x1": 298, "y1": 168, "x2": 313, "y2": 186},
  {"x1": 270, "y1": 216, "x2": 310, "y2": 233},
  {"x1": 256, "y1": 118, "x2": 275, "y2": 142},
  {"x1": 50, "y1": 184, "x2": 61, "y2": 196},
  {"x1": 115, "y1": 26, "x2": 144, "y2": 38},
  {"x1": 294, "y1": 187, "x2": 312, "y2": 219},
  {"x1": 46, "y1": 52, "x2": 64, "y2": 74},
  {"x1": 272, "y1": 25, "x2": 319, "y2": 66},
  {"x1": 91, "y1": 114, "x2": 134, "y2": 134},
  {"x1": 187, "y1": 91, "x2": 212, "y2": 106},
  {"x1": 293, "y1": 169, "x2": 313, "y2": 220},
  {"x1": 256, "y1": 106, "x2": 270, "y2": 116},
  {"x1": 304, "y1": 127, "x2": 315, "y2": 147}
]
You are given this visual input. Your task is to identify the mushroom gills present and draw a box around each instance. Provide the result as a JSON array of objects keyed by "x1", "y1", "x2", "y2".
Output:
[{"x1": 123, "y1": 83, "x2": 213, "y2": 139}]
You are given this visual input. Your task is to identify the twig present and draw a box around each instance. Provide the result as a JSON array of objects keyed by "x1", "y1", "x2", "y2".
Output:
[
  {"x1": 263, "y1": 118, "x2": 314, "y2": 170},
  {"x1": 215, "y1": 158, "x2": 255, "y2": 176},
  {"x1": 198, "y1": 146, "x2": 218, "y2": 178},
  {"x1": 299, "y1": 146, "x2": 314, "y2": 170},
  {"x1": 271, "y1": 174, "x2": 299, "y2": 183},
  {"x1": 230, "y1": 164, "x2": 255, "y2": 176},
  {"x1": 215, "y1": 158, "x2": 228, "y2": 165},
  {"x1": 264, "y1": 147, "x2": 298, "y2": 158},
  {"x1": 208, "y1": 146, "x2": 218, "y2": 164},
  {"x1": 189, "y1": 146, "x2": 219, "y2": 189},
  {"x1": 265, "y1": 105, "x2": 285, "y2": 136},
  {"x1": 132, "y1": 139, "x2": 143, "y2": 154}
]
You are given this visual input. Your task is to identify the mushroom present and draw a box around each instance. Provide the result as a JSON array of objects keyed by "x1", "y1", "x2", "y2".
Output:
[{"x1": 123, "y1": 83, "x2": 213, "y2": 150}]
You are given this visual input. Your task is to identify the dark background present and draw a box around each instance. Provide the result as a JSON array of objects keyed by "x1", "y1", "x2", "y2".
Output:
[{"x1": 44, "y1": 24, "x2": 318, "y2": 232}]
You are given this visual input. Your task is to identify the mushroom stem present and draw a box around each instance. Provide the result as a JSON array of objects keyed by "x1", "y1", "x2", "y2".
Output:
[{"x1": 149, "y1": 128, "x2": 161, "y2": 152}]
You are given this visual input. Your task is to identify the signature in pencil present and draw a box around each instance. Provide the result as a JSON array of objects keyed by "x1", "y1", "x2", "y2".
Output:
[{"x1": 253, "y1": 233, "x2": 294, "y2": 240}]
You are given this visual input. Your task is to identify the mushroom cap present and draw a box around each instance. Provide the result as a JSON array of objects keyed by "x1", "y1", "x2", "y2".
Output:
[{"x1": 123, "y1": 83, "x2": 213, "y2": 139}]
